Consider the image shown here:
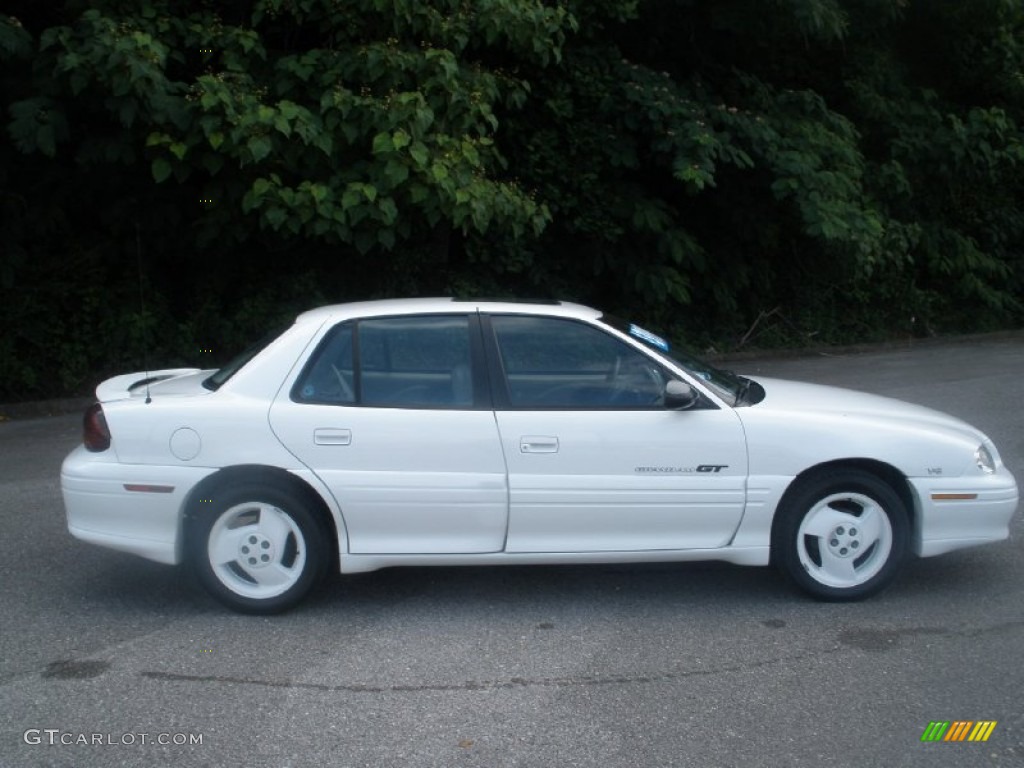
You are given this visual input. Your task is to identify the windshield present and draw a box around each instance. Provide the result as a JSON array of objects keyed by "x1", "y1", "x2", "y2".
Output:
[
  {"x1": 598, "y1": 314, "x2": 744, "y2": 404},
  {"x1": 202, "y1": 325, "x2": 289, "y2": 391}
]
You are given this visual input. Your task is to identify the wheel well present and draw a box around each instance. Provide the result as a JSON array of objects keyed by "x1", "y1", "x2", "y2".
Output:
[
  {"x1": 772, "y1": 459, "x2": 917, "y2": 545},
  {"x1": 183, "y1": 465, "x2": 340, "y2": 569}
]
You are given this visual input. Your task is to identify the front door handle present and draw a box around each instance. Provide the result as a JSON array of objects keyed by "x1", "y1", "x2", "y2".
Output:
[
  {"x1": 314, "y1": 428, "x2": 352, "y2": 446},
  {"x1": 520, "y1": 436, "x2": 559, "y2": 454}
]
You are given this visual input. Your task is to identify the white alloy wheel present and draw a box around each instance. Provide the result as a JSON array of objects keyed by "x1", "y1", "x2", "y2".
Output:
[
  {"x1": 189, "y1": 484, "x2": 328, "y2": 614},
  {"x1": 207, "y1": 501, "x2": 308, "y2": 600},
  {"x1": 773, "y1": 470, "x2": 909, "y2": 601},
  {"x1": 796, "y1": 492, "x2": 893, "y2": 589}
]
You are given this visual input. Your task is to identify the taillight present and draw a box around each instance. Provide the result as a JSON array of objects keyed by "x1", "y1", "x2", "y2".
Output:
[{"x1": 84, "y1": 403, "x2": 111, "y2": 452}]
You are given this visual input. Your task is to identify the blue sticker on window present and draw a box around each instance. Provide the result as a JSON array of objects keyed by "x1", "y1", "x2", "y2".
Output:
[
  {"x1": 301, "y1": 384, "x2": 315, "y2": 398},
  {"x1": 629, "y1": 324, "x2": 670, "y2": 352}
]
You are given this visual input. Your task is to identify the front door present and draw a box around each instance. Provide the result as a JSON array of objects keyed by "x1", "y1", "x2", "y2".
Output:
[{"x1": 486, "y1": 315, "x2": 747, "y2": 553}]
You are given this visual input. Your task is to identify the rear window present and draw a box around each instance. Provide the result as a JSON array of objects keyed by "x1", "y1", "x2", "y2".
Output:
[{"x1": 202, "y1": 325, "x2": 289, "y2": 391}]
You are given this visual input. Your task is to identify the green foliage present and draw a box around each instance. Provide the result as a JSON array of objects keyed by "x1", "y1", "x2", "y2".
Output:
[
  {"x1": 0, "y1": 15, "x2": 32, "y2": 60},
  {"x1": 2, "y1": 0, "x2": 1024, "y2": 400},
  {"x1": 840, "y1": 0, "x2": 1024, "y2": 326},
  {"x1": 15, "y1": 1, "x2": 562, "y2": 257}
]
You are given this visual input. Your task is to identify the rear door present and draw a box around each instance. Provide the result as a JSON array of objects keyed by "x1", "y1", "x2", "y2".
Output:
[
  {"x1": 485, "y1": 314, "x2": 748, "y2": 553},
  {"x1": 270, "y1": 313, "x2": 508, "y2": 554}
]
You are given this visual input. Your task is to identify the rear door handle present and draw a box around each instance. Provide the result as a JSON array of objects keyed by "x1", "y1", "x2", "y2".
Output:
[
  {"x1": 314, "y1": 428, "x2": 352, "y2": 446},
  {"x1": 520, "y1": 436, "x2": 559, "y2": 453}
]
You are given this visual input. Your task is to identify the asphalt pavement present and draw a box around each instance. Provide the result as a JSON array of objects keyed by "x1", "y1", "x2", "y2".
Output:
[{"x1": 1, "y1": 336, "x2": 1022, "y2": 767}]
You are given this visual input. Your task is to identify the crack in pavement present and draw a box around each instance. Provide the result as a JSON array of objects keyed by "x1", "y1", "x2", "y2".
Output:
[
  {"x1": 140, "y1": 649, "x2": 835, "y2": 695},
  {"x1": 135, "y1": 618, "x2": 1024, "y2": 695}
]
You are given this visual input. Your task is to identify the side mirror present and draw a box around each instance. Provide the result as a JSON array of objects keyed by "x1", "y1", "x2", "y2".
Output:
[{"x1": 664, "y1": 379, "x2": 698, "y2": 410}]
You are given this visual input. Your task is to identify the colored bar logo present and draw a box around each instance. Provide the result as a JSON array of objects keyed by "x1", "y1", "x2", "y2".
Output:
[{"x1": 921, "y1": 721, "x2": 997, "y2": 742}]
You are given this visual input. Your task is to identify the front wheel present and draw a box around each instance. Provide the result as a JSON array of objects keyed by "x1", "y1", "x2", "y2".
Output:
[
  {"x1": 773, "y1": 471, "x2": 909, "y2": 601},
  {"x1": 188, "y1": 484, "x2": 328, "y2": 614}
]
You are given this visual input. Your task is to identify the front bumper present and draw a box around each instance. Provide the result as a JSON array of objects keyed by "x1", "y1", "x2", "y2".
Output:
[
  {"x1": 60, "y1": 446, "x2": 215, "y2": 565},
  {"x1": 910, "y1": 469, "x2": 1019, "y2": 557}
]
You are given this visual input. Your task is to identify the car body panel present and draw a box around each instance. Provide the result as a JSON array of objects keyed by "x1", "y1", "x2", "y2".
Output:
[
  {"x1": 100, "y1": 392, "x2": 305, "y2": 470},
  {"x1": 495, "y1": 408, "x2": 748, "y2": 551},
  {"x1": 269, "y1": 401, "x2": 509, "y2": 553},
  {"x1": 738, "y1": 377, "x2": 988, "y2": 479},
  {"x1": 61, "y1": 445, "x2": 215, "y2": 564},
  {"x1": 907, "y1": 475, "x2": 1019, "y2": 556},
  {"x1": 334, "y1": 544, "x2": 772, "y2": 575}
]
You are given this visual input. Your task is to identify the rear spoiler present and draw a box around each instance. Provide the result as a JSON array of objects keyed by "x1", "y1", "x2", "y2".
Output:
[{"x1": 95, "y1": 368, "x2": 201, "y2": 402}]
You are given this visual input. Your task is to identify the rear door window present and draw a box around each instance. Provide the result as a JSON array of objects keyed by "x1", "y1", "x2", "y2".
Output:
[{"x1": 293, "y1": 315, "x2": 475, "y2": 408}]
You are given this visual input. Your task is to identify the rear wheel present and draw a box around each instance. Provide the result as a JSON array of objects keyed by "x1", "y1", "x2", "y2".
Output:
[
  {"x1": 188, "y1": 484, "x2": 328, "y2": 614},
  {"x1": 773, "y1": 470, "x2": 909, "y2": 601}
]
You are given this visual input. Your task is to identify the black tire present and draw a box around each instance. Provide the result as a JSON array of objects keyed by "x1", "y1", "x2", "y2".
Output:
[
  {"x1": 187, "y1": 483, "x2": 329, "y2": 614},
  {"x1": 772, "y1": 470, "x2": 909, "y2": 601}
]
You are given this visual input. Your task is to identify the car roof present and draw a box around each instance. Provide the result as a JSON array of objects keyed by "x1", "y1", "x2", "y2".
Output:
[{"x1": 294, "y1": 298, "x2": 602, "y2": 325}]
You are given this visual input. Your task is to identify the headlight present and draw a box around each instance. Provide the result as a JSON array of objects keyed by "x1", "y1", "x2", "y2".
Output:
[{"x1": 975, "y1": 444, "x2": 996, "y2": 474}]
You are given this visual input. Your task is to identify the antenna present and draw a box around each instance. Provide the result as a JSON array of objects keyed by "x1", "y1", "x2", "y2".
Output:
[{"x1": 136, "y1": 223, "x2": 152, "y2": 404}]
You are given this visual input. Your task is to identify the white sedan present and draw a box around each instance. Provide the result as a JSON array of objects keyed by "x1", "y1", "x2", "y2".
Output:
[{"x1": 61, "y1": 299, "x2": 1018, "y2": 613}]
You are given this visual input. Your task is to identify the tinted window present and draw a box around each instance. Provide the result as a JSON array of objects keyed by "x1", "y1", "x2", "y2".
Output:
[
  {"x1": 598, "y1": 313, "x2": 744, "y2": 404},
  {"x1": 292, "y1": 323, "x2": 355, "y2": 404},
  {"x1": 491, "y1": 316, "x2": 668, "y2": 408},
  {"x1": 359, "y1": 316, "x2": 472, "y2": 407},
  {"x1": 203, "y1": 325, "x2": 290, "y2": 391},
  {"x1": 293, "y1": 316, "x2": 473, "y2": 408}
]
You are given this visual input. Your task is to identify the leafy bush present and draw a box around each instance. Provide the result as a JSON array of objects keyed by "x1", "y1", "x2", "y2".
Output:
[{"x1": 1, "y1": 1, "x2": 1022, "y2": 401}]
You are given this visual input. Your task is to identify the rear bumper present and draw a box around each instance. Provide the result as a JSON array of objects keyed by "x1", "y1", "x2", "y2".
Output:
[
  {"x1": 60, "y1": 446, "x2": 215, "y2": 565},
  {"x1": 910, "y1": 470, "x2": 1019, "y2": 557}
]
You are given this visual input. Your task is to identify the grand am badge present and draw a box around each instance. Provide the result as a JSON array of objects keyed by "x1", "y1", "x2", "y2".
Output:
[{"x1": 635, "y1": 464, "x2": 729, "y2": 474}]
